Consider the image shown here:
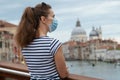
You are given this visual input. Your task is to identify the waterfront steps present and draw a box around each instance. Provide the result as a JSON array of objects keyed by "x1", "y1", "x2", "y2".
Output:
[{"x1": 0, "y1": 61, "x2": 102, "y2": 80}]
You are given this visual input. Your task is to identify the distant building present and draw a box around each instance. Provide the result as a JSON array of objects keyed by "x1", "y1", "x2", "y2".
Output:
[
  {"x1": 62, "y1": 19, "x2": 120, "y2": 61},
  {"x1": 0, "y1": 20, "x2": 16, "y2": 34},
  {"x1": 0, "y1": 20, "x2": 17, "y2": 62},
  {"x1": 89, "y1": 26, "x2": 102, "y2": 40},
  {"x1": 71, "y1": 19, "x2": 87, "y2": 42}
]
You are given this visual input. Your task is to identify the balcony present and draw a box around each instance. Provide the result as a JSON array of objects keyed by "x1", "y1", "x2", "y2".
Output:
[{"x1": 0, "y1": 61, "x2": 102, "y2": 80}]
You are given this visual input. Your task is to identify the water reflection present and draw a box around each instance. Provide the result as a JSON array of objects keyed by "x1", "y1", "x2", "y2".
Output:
[{"x1": 66, "y1": 61, "x2": 120, "y2": 80}]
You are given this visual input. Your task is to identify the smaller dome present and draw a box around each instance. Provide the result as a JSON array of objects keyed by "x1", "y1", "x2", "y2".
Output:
[
  {"x1": 89, "y1": 30, "x2": 99, "y2": 36},
  {"x1": 89, "y1": 27, "x2": 99, "y2": 37}
]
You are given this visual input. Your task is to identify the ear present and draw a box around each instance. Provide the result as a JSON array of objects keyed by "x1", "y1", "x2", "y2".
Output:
[{"x1": 40, "y1": 16, "x2": 46, "y2": 24}]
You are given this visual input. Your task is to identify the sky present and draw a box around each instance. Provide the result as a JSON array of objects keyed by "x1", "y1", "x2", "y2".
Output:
[{"x1": 0, "y1": 0, "x2": 120, "y2": 43}]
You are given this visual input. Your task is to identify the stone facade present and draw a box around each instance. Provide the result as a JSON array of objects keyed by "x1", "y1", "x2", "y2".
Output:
[{"x1": 0, "y1": 20, "x2": 17, "y2": 62}]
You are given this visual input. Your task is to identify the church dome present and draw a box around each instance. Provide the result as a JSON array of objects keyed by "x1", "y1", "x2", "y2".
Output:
[
  {"x1": 71, "y1": 27, "x2": 86, "y2": 35},
  {"x1": 71, "y1": 19, "x2": 87, "y2": 42},
  {"x1": 71, "y1": 19, "x2": 86, "y2": 36},
  {"x1": 89, "y1": 27, "x2": 99, "y2": 37}
]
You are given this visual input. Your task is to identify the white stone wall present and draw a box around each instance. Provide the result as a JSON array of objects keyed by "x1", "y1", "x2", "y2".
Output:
[{"x1": 71, "y1": 34, "x2": 87, "y2": 42}]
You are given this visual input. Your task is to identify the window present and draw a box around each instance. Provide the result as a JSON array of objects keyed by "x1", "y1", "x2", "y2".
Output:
[{"x1": 0, "y1": 41, "x2": 2, "y2": 48}]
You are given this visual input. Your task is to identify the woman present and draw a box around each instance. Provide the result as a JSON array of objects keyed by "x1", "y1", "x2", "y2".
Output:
[{"x1": 15, "y1": 2, "x2": 69, "y2": 80}]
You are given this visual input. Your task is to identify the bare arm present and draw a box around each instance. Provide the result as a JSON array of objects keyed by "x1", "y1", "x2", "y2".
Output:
[{"x1": 54, "y1": 46, "x2": 69, "y2": 79}]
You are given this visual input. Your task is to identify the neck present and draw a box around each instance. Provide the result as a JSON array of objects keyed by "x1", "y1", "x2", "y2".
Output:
[
  {"x1": 39, "y1": 30, "x2": 47, "y2": 37},
  {"x1": 37, "y1": 26, "x2": 48, "y2": 37}
]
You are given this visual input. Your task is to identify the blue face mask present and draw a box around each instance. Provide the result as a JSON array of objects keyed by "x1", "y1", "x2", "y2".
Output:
[{"x1": 49, "y1": 18, "x2": 58, "y2": 32}]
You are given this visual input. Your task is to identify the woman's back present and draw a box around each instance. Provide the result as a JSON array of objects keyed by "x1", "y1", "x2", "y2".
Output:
[
  {"x1": 15, "y1": 2, "x2": 69, "y2": 79},
  {"x1": 22, "y1": 36, "x2": 61, "y2": 79}
]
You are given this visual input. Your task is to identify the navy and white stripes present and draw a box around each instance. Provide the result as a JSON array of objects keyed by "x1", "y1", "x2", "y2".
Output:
[{"x1": 22, "y1": 36, "x2": 61, "y2": 80}]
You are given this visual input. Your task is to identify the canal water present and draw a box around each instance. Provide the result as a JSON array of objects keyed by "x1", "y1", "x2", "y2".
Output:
[{"x1": 66, "y1": 61, "x2": 120, "y2": 80}]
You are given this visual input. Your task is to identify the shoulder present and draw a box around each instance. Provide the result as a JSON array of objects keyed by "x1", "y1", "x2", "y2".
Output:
[
  {"x1": 50, "y1": 37, "x2": 62, "y2": 55},
  {"x1": 50, "y1": 38, "x2": 62, "y2": 45}
]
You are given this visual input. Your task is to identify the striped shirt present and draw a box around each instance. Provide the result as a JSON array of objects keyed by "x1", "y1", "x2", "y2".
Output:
[{"x1": 22, "y1": 36, "x2": 62, "y2": 80}]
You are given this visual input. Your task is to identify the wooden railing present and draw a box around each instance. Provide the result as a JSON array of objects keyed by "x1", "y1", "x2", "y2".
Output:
[{"x1": 0, "y1": 61, "x2": 102, "y2": 80}]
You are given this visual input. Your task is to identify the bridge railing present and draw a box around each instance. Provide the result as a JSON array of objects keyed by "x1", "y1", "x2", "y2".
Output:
[{"x1": 0, "y1": 61, "x2": 102, "y2": 80}]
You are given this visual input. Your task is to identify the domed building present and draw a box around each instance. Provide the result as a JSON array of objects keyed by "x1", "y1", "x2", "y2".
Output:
[
  {"x1": 89, "y1": 26, "x2": 102, "y2": 40},
  {"x1": 71, "y1": 19, "x2": 87, "y2": 42},
  {"x1": 62, "y1": 19, "x2": 119, "y2": 61}
]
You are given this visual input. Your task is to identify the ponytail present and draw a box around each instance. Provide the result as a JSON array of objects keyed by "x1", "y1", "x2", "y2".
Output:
[
  {"x1": 15, "y1": 2, "x2": 51, "y2": 48},
  {"x1": 15, "y1": 7, "x2": 37, "y2": 48}
]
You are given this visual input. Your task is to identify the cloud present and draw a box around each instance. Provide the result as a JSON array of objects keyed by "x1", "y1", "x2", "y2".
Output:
[
  {"x1": 9, "y1": 20, "x2": 19, "y2": 25},
  {"x1": 102, "y1": 24, "x2": 120, "y2": 34},
  {"x1": 48, "y1": 30, "x2": 72, "y2": 42},
  {"x1": 0, "y1": 2, "x2": 23, "y2": 15},
  {"x1": 115, "y1": 37, "x2": 120, "y2": 44},
  {"x1": 101, "y1": 23, "x2": 120, "y2": 43},
  {"x1": 55, "y1": 0, "x2": 120, "y2": 18},
  {"x1": 0, "y1": 4, "x2": 22, "y2": 11}
]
